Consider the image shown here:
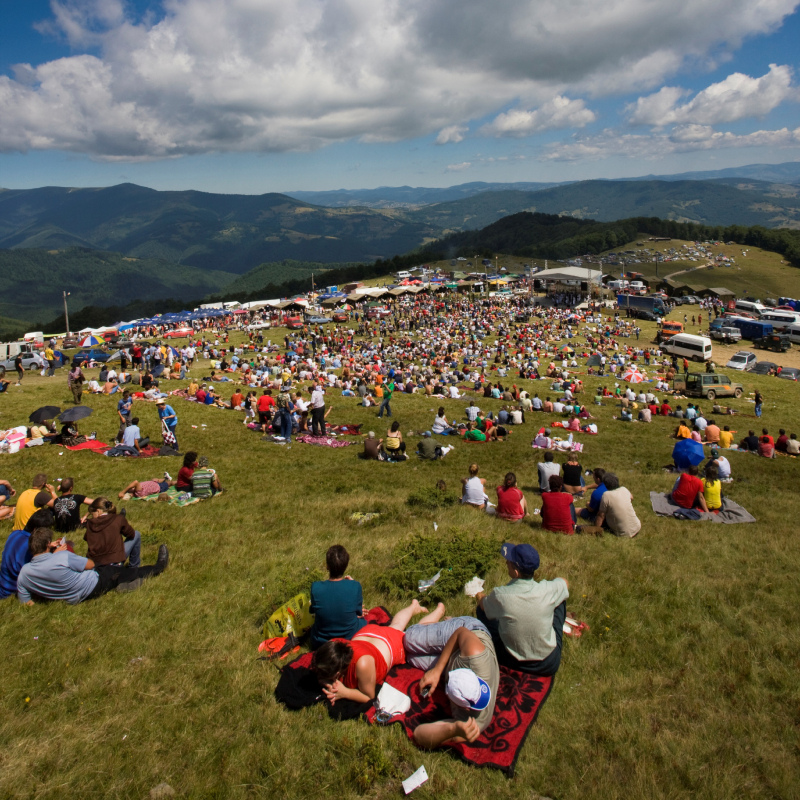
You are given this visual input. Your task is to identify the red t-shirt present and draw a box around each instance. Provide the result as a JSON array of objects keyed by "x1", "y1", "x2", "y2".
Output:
[
  {"x1": 541, "y1": 491, "x2": 575, "y2": 533},
  {"x1": 672, "y1": 473, "x2": 703, "y2": 508},
  {"x1": 496, "y1": 486, "x2": 525, "y2": 520},
  {"x1": 257, "y1": 395, "x2": 275, "y2": 413},
  {"x1": 176, "y1": 465, "x2": 195, "y2": 489}
]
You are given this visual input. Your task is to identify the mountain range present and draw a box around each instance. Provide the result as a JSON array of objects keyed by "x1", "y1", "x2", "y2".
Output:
[{"x1": 1, "y1": 162, "x2": 800, "y2": 325}]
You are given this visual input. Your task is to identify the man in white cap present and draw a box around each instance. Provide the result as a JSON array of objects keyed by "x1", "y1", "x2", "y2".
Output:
[
  {"x1": 405, "y1": 618, "x2": 499, "y2": 749},
  {"x1": 476, "y1": 542, "x2": 568, "y2": 676}
]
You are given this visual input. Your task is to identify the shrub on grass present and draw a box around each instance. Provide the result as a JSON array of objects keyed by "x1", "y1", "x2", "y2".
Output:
[
  {"x1": 406, "y1": 486, "x2": 458, "y2": 510},
  {"x1": 376, "y1": 530, "x2": 500, "y2": 602}
]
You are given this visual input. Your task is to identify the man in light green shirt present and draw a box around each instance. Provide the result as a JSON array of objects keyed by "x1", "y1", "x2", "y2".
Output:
[{"x1": 476, "y1": 542, "x2": 568, "y2": 677}]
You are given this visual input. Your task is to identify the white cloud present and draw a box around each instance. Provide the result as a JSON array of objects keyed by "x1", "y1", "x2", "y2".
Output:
[
  {"x1": 436, "y1": 125, "x2": 468, "y2": 145},
  {"x1": 627, "y1": 64, "x2": 797, "y2": 127},
  {"x1": 0, "y1": 0, "x2": 798, "y2": 159},
  {"x1": 481, "y1": 96, "x2": 596, "y2": 138},
  {"x1": 543, "y1": 124, "x2": 800, "y2": 161},
  {"x1": 445, "y1": 162, "x2": 472, "y2": 172}
]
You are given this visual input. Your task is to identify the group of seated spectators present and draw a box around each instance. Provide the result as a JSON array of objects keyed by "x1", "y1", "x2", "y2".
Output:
[
  {"x1": 0, "y1": 472, "x2": 169, "y2": 605},
  {"x1": 308, "y1": 542, "x2": 568, "y2": 748}
]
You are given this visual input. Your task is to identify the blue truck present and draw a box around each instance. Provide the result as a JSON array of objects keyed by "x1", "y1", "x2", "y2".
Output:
[
  {"x1": 616, "y1": 293, "x2": 669, "y2": 317},
  {"x1": 724, "y1": 317, "x2": 774, "y2": 340}
]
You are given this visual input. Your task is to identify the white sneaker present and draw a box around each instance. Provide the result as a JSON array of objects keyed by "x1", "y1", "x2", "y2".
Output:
[{"x1": 164, "y1": 471, "x2": 172, "y2": 481}]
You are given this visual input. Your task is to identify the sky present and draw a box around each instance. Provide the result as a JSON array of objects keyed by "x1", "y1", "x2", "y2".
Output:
[{"x1": 1, "y1": 0, "x2": 799, "y2": 194}]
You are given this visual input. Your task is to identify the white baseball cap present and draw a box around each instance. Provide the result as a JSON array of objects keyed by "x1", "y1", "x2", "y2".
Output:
[{"x1": 446, "y1": 668, "x2": 491, "y2": 711}]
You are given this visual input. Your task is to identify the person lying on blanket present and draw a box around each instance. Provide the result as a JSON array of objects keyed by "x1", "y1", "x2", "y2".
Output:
[
  {"x1": 408, "y1": 615, "x2": 500, "y2": 749},
  {"x1": 310, "y1": 599, "x2": 433, "y2": 703},
  {"x1": 118, "y1": 476, "x2": 177, "y2": 500}
]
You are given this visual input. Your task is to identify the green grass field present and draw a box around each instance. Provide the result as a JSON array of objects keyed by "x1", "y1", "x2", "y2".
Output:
[{"x1": 1, "y1": 309, "x2": 800, "y2": 799}]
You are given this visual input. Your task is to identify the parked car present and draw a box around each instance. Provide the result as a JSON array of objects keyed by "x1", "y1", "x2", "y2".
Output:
[
  {"x1": 0, "y1": 355, "x2": 44, "y2": 372},
  {"x1": 72, "y1": 348, "x2": 111, "y2": 365},
  {"x1": 163, "y1": 327, "x2": 194, "y2": 339},
  {"x1": 779, "y1": 367, "x2": 800, "y2": 381},
  {"x1": 725, "y1": 351, "x2": 756, "y2": 371},
  {"x1": 710, "y1": 326, "x2": 742, "y2": 343},
  {"x1": 674, "y1": 372, "x2": 744, "y2": 400},
  {"x1": 753, "y1": 334, "x2": 791, "y2": 352},
  {"x1": 682, "y1": 295, "x2": 700, "y2": 305},
  {"x1": 306, "y1": 315, "x2": 331, "y2": 325},
  {"x1": 332, "y1": 311, "x2": 349, "y2": 323},
  {"x1": 751, "y1": 361, "x2": 778, "y2": 375},
  {"x1": 634, "y1": 309, "x2": 658, "y2": 321},
  {"x1": 285, "y1": 316, "x2": 304, "y2": 330}
]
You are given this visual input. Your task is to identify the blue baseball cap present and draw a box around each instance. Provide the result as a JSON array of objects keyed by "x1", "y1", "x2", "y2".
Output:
[{"x1": 501, "y1": 542, "x2": 540, "y2": 573}]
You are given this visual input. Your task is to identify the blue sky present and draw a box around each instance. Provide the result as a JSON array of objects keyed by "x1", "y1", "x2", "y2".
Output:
[{"x1": 1, "y1": 0, "x2": 799, "y2": 194}]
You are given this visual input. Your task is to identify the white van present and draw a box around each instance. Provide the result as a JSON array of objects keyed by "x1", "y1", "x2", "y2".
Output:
[
  {"x1": 761, "y1": 311, "x2": 800, "y2": 331},
  {"x1": 395, "y1": 271, "x2": 412, "y2": 280},
  {"x1": 607, "y1": 280, "x2": 629, "y2": 290},
  {"x1": 786, "y1": 324, "x2": 800, "y2": 344},
  {"x1": 629, "y1": 281, "x2": 646, "y2": 292},
  {"x1": 664, "y1": 333, "x2": 713, "y2": 362},
  {"x1": 733, "y1": 300, "x2": 766, "y2": 317}
]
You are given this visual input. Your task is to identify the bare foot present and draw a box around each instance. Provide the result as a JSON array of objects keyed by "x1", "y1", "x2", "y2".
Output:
[
  {"x1": 418, "y1": 602, "x2": 446, "y2": 625},
  {"x1": 409, "y1": 598, "x2": 428, "y2": 616}
]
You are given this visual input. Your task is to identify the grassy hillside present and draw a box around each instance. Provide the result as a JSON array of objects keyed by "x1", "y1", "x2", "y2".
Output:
[
  {"x1": 0, "y1": 314, "x2": 799, "y2": 798},
  {"x1": 222, "y1": 260, "x2": 366, "y2": 297},
  {"x1": 0, "y1": 248, "x2": 237, "y2": 324}
]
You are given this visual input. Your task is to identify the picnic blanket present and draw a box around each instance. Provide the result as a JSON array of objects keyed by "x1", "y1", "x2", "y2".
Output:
[
  {"x1": 65, "y1": 440, "x2": 109, "y2": 453},
  {"x1": 649, "y1": 492, "x2": 756, "y2": 523},
  {"x1": 550, "y1": 421, "x2": 598, "y2": 434},
  {"x1": 294, "y1": 434, "x2": 355, "y2": 448},
  {"x1": 329, "y1": 424, "x2": 363, "y2": 436},
  {"x1": 364, "y1": 664, "x2": 553, "y2": 776},
  {"x1": 134, "y1": 486, "x2": 222, "y2": 507}
]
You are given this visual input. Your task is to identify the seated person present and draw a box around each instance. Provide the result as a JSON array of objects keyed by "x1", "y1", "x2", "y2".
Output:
[
  {"x1": 16, "y1": 527, "x2": 168, "y2": 605},
  {"x1": 121, "y1": 417, "x2": 147, "y2": 453},
  {"x1": 52, "y1": 478, "x2": 94, "y2": 533},
  {"x1": 562, "y1": 453, "x2": 584, "y2": 495},
  {"x1": 758, "y1": 435, "x2": 775, "y2": 458},
  {"x1": 739, "y1": 430, "x2": 759, "y2": 452},
  {"x1": 0, "y1": 509, "x2": 54, "y2": 599},
  {"x1": 0, "y1": 479, "x2": 16, "y2": 521},
  {"x1": 84, "y1": 497, "x2": 141, "y2": 567},
  {"x1": 383, "y1": 421, "x2": 407, "y2": 459},
  {"x1": 309, "y1": 545, "x2": 366, "y2": 649},
  {"x1": 593, "y1": 473, "x2": 641, "y2": 537},
  {"x1": 476, "y1": 542, "x2": 568, "y2": 676},
  {"x1": 463, "y1": 421, "x2": 488, "y2": 441},
  {"x1": 310, "y1": 599, "x2": 431, "y2": 702},
  {"x1": 578, "y1": 468, "x2": 607, "y2": 523},
  {"x1": 362, "y1": 431, "x2": 382, "y2": 460},
  {"x1": 118, "y1": 476, "x2": 176, "y2": 500},
  {"x1": 786, "y1": 433, "x2": 800, "y2": 456},
  {"x1": 701, "y1": 462, "x2": 723, "y2": 512},
  {"x1": 176, "y1": 452, "x2": 197, "y2": 491},
  {"x1": 541, "y1": 475, "x2": 575, "y2": 533},
  {"x1": 620, "y1": 407, "x2": 633, "y2": 422},
  {"x1": 670, "y1": 465, "x2": 708, "y2": 511},
  {"x1": 406, "y1": 617, "x2": 499, "y2": 749},
  {"x1": 461, "y1": 463, "x2": 488, "y2": 509},
  {"x1": 416, "y1": 431, "x2": 443, "y2": 460},
  {"x1": 538, "y1": 452, "x2": 560, "y2": 492},
  {"x1": 495, "y1": 472, "x2": 527, "y2": 521},
  {"x1": 431, "y1": 407, "x2": 455, "y2": 435},
  {"x1": 190, "y1": 457, "x2": 222, "y2": 498}
]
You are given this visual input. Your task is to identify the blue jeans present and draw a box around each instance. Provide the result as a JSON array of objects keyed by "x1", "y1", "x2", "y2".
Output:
[
  {"x1": 280, "y1": 408, "x2": 292, "y2": 441},
  {"x1": 124, "y1": 530, "x2": 142, "y2": 568},
  {"x1": 377, "y1": 397, "x2": 392, "y2": 417},
  {"x1": 755, "y1": 404, "x2": 762, "y2": 418}
]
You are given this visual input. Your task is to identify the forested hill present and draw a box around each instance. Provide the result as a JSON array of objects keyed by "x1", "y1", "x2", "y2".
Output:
[{"x1": 0, "y1": 247, "x2": 236, "y2": 324}]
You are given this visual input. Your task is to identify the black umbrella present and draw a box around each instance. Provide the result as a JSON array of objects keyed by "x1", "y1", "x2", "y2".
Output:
[
  {"x1": 29, "y1": 406, "x2": 62, "y2": 423},
  {"x1": 58, "y1": 406, "x2": 94, "y2": 423}
]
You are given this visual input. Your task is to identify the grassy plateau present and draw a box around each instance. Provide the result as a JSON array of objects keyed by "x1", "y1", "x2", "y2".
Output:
[{"x1": 1, "y1": 269, "x2": 799, "y2": 799}]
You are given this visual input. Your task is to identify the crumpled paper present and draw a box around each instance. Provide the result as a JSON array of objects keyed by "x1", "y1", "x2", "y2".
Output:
[{"x1": 464, "y1": 576, "x2": 485, "y2": 597}]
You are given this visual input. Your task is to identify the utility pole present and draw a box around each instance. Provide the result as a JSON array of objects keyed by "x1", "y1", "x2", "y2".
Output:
[{"x1": 63, "y1": 291, "x2": 71, "y2": 334}]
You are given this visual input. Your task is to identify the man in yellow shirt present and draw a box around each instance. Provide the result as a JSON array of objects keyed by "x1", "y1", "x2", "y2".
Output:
[
  {"x1": 718, "y1": 426, "x2": 734, "y2": 449},
  {"x1": 44, "y1": 345, "x2": 55, "y2": 377},
  {"x1": 12, "y1": 474, "x2": 56, "y2": 530}
]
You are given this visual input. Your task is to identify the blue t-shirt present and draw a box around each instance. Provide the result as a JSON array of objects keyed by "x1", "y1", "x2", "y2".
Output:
[
  {"x1": 117, "y1": 397, "x2": 132, "y2": 417},
  {"x1": 588, "y1": 483, "x2": 608, "y2": 513},
  {"x1": 309, "y1": 579, "x2": 366, "y2": 647},
  {"x1": 158, "y1": 404, "x2": 178, "y2": 428},
  {"x1": 16, "y1": 551, "x2": 99, "y2": 604},
  {"x1": 0, "y1": 530, "x2": 31, "y2": 598}
]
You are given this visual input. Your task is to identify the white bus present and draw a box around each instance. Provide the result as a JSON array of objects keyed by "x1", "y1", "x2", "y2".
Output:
[{"x1": 760, "y1": 311, "x2": 800, "y2": 331}]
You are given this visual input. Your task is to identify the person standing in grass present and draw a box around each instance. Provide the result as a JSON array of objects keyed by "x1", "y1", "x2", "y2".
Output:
[
  {"x1": 67, "y1": 362, "x2": 85, "y2": 405},
  {"x1": 475, "y1": 542, "x2": 568, "y2": 677},
  {"x1": 376, "y1": 377, "x2": 394, "y2": 419},
  {"x1": 309, "y1": 545, "x2": 366, "y2": 649},
  {"x1": 156, "y1": 398, "x2": 178, "y2": 449}
]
